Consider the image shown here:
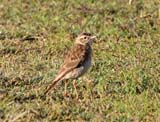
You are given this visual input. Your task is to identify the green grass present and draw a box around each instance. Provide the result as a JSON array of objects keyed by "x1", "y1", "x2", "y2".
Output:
[{"x1": 0, "y1": 0, "x2": 160, "y2": 121}]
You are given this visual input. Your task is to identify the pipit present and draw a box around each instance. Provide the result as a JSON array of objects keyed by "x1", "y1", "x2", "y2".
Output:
[{"x1": 44, "y1": 33, "x2": 96, "y2": 98}]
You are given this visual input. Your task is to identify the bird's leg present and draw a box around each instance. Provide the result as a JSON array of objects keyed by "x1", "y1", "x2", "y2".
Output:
[
  {"x1": 72, "y1": 80, "x2": 78, "y2": 99},
  {"x1": 63, "y1": 80, "x2": 68, "y2": 97}
]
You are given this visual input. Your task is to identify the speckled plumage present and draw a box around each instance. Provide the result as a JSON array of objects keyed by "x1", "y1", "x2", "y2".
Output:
[{"x1": 44, "y1": 33, "x2": 96, "y2": 95}]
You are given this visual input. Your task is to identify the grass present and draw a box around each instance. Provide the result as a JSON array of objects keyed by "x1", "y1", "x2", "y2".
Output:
[{"x1": 0, "y1": 0, "x2": 160, "y2": 121}]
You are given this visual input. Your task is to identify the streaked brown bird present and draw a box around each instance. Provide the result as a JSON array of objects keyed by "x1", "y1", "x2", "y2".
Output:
[{"x1": 44, "y1": 33, "x2": 96, "y2": 98}]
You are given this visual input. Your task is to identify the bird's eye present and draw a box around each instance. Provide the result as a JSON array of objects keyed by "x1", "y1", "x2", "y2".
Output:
[{"x1": 84, "y1": 37, "x2": 87, "y2": 39}]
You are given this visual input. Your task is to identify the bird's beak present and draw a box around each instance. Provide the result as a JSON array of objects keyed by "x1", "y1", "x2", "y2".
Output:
[{"x1": 91, "y1": 36, "x2": 97, "y2": 42}]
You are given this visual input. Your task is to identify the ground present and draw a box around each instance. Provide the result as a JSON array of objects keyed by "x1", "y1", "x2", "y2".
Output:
[{"x1": 0, "y1": 0, "x2": 160, "y2": 121}]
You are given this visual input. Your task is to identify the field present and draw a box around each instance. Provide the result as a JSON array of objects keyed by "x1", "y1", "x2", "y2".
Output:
[{"x1": 0, "y1": 0, "x2": 160, "y2": 121}]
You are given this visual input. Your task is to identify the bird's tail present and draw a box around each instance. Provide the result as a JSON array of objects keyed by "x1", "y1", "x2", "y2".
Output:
[
  {"x1": 44, "y1": 79, "x2": 60, "y2": 95},
  {"x1": 44, "y1": 69, "x2": 71, "y2": 95}
]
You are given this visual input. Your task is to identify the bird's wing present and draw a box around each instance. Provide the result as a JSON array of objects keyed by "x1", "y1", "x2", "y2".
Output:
[
  {"x1": 57, "y1": 44, "x2": 88, "y2": 76},
  {"x1": 44, "y1": 44, "x2": 89, "y2": 95}
]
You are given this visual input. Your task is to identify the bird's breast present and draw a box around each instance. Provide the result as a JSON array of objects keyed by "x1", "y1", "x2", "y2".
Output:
[{"x1": 81, "y1": 51, "x2": 92, "y2": 75}]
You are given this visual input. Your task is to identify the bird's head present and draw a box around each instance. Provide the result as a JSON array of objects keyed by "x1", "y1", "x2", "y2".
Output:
[{"x1": 75, "y1": 33, "x2": 96, "y2": 45}]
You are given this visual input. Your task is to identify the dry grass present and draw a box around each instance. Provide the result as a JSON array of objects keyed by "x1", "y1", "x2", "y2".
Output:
[{"x1": 0, "y1": 0, "x2": 160, "y2": 121}]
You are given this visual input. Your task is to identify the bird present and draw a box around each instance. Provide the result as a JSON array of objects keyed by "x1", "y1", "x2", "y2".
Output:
[{"x1": 44, "y1": 33, "x2": 96, "y2": 98}]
